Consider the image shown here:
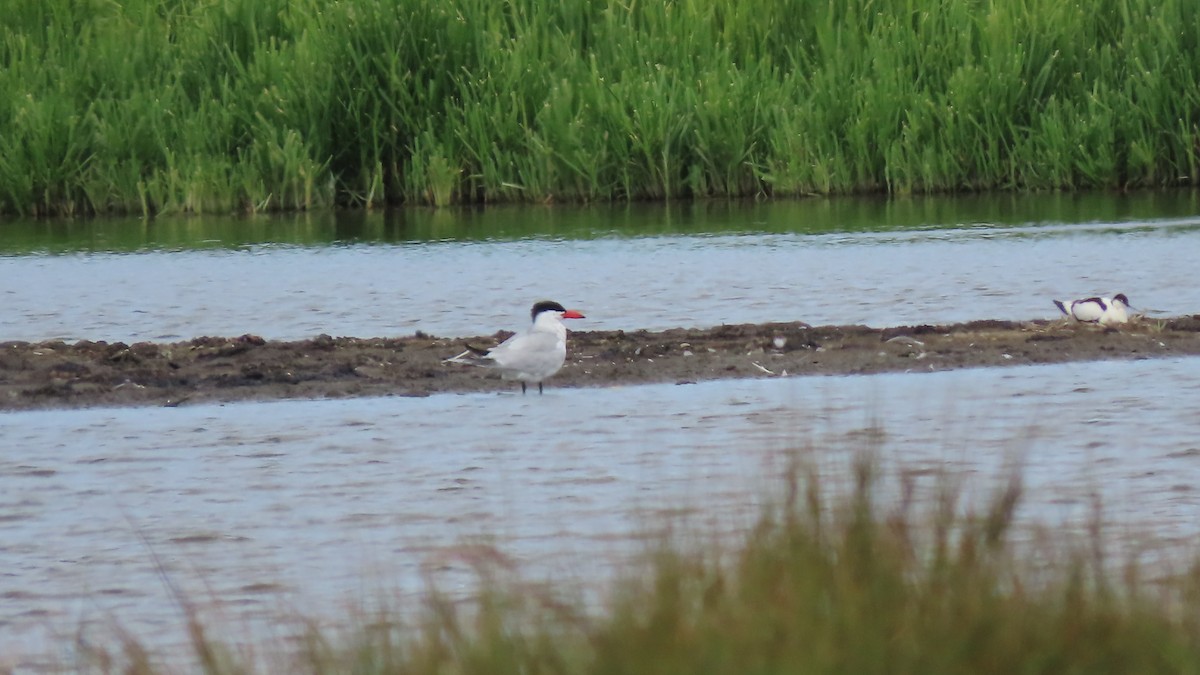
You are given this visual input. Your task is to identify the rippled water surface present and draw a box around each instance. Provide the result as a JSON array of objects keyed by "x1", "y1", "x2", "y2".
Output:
[
  {"x1": 2, "y1": 192, "x2": 1198, "y2": 342},
  {"x1": 4, "y1": 357, "x2": 1200, "y2": 668},
  {"x1": 3, "y1": 192, "x2": 1200, "y2": 669}
]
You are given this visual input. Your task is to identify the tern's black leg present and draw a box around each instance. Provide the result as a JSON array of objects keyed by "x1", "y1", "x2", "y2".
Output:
[
  {"x1": 538, "y1": 382, "x2": 544, "y2": 395},
  {"x1": 521, "y1": 382, "x2": 527, "y2": 395}
]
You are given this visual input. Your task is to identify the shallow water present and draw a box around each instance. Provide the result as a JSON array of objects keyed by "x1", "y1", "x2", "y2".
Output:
[
  {"x1": 3, "y1": 356, "x2": 1200, "y2": 667},
  {"x1": 4, "y1": 192, "x2": 1200, "y2": 669},
  {"x1": 2, "y1": 192, "x2": 1199, "y2": 343}
]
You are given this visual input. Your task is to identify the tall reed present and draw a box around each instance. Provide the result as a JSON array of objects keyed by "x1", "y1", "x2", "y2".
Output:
[{"x1": 2, "y1": 0, "x2": 1198, "y2": 216}]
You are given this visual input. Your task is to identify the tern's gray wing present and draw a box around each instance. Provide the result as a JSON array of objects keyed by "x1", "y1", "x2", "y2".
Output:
[{"x1": 486, "y1": 330, "x2": 566, "y2": 381}]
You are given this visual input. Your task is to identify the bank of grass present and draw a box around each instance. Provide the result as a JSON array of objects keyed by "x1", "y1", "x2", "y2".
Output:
[
  {"x1": 2, "y1": 0, "x2": 1199, "y2": 217},
  {"x1": 70, "y1": 461, "x2": 1200, "y2": 674}
]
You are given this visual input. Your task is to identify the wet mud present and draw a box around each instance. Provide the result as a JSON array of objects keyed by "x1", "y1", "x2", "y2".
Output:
[{"x1": 4, "y1": 316, "x2": 1200, "y2": 410}]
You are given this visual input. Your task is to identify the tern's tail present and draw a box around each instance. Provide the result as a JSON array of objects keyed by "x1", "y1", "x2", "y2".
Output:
[
  {"x1": 443, "y1": 344, "x2": 493, "y2": 365},
  {"x1": 1052, "y1": 299, "x2": 1069, "y2": 316}
]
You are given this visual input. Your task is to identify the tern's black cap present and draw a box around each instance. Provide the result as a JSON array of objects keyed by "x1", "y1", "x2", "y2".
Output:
[{"x1": 531, "y1": 300, "x2": 567, "y2": 321}]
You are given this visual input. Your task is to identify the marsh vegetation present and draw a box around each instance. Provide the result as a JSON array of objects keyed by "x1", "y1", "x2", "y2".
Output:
[{"x1": 3, "y1": 0, "x2": 1198, "y2": 216}]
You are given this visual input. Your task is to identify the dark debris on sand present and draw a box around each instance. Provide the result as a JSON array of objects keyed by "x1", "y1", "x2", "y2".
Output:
[{"x1": 3, "y1": 316, "x2": 1200, "y2": 410}]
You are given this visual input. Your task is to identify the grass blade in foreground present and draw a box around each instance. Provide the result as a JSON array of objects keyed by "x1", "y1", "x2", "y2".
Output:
[{"x1": 72, "y1": 458, "x2": 1200, "y2": 674}]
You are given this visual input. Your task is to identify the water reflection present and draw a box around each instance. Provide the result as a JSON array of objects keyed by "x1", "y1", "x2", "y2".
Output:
[
  {"x1": 3, "y1": 210, "x2": 1199, "y2": 342},
  {"x1": 1, "y1": 190, "x2": 1198, "y2": 254}
]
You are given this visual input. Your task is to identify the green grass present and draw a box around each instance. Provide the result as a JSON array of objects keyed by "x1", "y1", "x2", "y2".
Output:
[
  {"x1": 2, "y1": 0, "x2": 1199, "y2": 216},
  {"x1": 65, "y1": 457, "x2": 1200, "y2": 674}
]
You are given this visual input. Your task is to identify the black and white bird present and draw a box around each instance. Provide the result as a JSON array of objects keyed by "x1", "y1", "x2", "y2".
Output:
[
  {"x1": 445, "y1": 300, "x2": 586, "y2": 394},
  {"x1": 1053, "y1": 293, "x2": 1132, "y2": 326}
]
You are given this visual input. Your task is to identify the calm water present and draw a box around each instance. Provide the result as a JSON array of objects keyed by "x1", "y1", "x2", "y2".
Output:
[
  {"x1": 4, "y1": 358, "x2": 1200, "y2": 668},
  {"x1": 2, "y1": 192, "x2": 1198, "y2": 342},
  {"x1": 3, "y1": 192, "x2": 1200, "y2": 669}
]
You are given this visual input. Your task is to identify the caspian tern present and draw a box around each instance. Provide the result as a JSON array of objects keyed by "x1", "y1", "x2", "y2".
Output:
[
  {"x1": 445, "y1": 300, "x2": 586, "y2": 394},
  {"x1": 1053, "y1": 293, "x2": 1132, "y2": 326}
]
